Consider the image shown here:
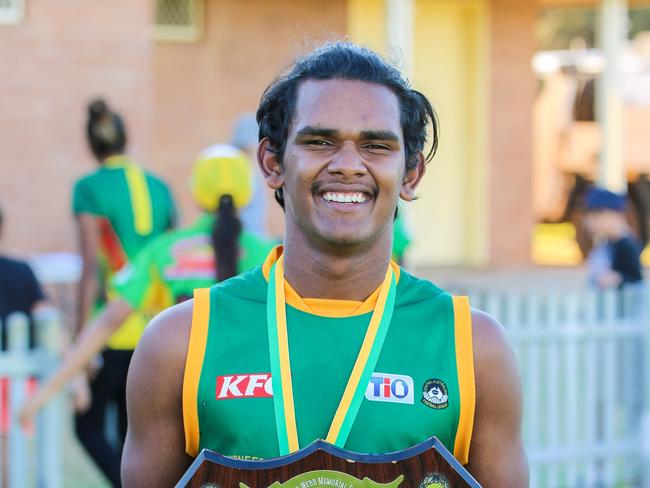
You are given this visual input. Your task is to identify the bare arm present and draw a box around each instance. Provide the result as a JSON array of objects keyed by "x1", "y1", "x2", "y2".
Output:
[
  {"x1": 466, "y1": 310, "x2": 528, "y2": 487},
  {"x1": 75, "y1": 214, "x2": 101, "y2": 336},
  {"x1": 122, "y1": 300, "x2": 194, "y2": 487},
  {"x1": 20, "y1": 299, "x2": 133, "y2": 423}
]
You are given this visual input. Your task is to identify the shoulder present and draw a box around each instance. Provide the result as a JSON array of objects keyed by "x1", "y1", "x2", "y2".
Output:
[
  {"x1": 212, "y1": 266, "x2": 268, "y2": 303},
  {"x1": 144, "y1": 170, "x2": 173, "y2": 193},
  {"x1": 394, "y1": 269, "x2": 448, "y2": 305},
  {"x1": 73, "y1": 169, "x2": 104, "y2": 189},
  {"x1": 133, "y1": 299, "x2": 194, "y2": 378},
  {"x1": 0, "y1": 256, "x2": 35, "y2": 279},
  {"x1": 468, "y1": 309, "x2": 523, "y2": 437},
  {"x1": 470, "y1": 309, "x2": 516, "y2": 377}
]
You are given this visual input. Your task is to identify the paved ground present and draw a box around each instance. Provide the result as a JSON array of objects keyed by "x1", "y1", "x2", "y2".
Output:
[{"x1": 52, "y1": 409, "x2": 111, "y2": 487}]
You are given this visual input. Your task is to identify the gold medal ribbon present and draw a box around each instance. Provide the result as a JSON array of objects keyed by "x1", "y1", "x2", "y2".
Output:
[{"x1": 267, "y1": 254, "x2": 397, "y2": 455}]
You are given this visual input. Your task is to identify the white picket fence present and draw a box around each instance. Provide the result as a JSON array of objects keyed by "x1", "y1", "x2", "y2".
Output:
[
  {"x1": 1, "y1": 310, "x2": 64, "y2": 488},
  {"x1": 452, "y1": 284, "x2": 650, "y2": 488}
]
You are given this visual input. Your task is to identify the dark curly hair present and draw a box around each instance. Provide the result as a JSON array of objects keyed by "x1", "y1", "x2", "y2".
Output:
[{"x1": 256, "y1": 42, "x2": 439, "y2": 207}]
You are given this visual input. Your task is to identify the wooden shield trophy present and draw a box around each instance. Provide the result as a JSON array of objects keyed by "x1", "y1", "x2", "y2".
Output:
[{"x1": 176, "y1": 437, "x2": 481, "y2": 488}]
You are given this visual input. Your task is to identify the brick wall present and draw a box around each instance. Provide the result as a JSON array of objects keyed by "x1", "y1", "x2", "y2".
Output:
[
  {"x1": 0, "y1": 0, "x2": 154, "y2": 255},
  {"x1": 151, "y1": 0, "x2": 346, "y2": 233},
  {"x1": 488, "y1": 0, "x2": 537, "y2": 266}
]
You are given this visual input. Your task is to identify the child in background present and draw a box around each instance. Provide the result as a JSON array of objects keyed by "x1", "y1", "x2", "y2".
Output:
[{"x1": 583, "y1": 188, "x2": 644, "y2": 289}]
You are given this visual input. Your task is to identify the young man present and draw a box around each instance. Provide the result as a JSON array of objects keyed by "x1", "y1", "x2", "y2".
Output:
[{"x1": 122, "y1": 43, "x2": 528, "y2": 487}]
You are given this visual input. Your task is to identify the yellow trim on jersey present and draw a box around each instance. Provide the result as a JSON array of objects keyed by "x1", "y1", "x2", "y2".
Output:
[
  {"x1": 261, "y1": 246, "x2": 400, "y2": 317},
  {"x1": 123, "y1": 164, "x2": 153, "y2": 236},
  {"x1": 183, "y1": 288, "x2": 211, "y2": 457},
  {"x1": 452, "y1": 296, "x2": 476, "y2": 465},
  {"x1": 104, "y1": 156, "x2": 153, "y2": 236}
]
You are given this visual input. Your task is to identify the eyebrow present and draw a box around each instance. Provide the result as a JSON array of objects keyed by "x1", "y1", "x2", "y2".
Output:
[
  {"x1": 359, "y1": 130, "x2": 400, "y2": 142},
  {"x1": 294, "y1": 126, "x2": 339, "y2": 139},
  {"x1": 294, "y1": 126, "x2": 400, "y2": 142}
]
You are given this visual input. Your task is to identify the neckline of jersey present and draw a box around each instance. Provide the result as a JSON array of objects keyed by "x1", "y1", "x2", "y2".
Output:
[
  {"x1": 261, "y1": 246, "x2": 400, "y2": 318},
  {"x1": 103, "y1": 155, "x2": 133, "y2": 168}
]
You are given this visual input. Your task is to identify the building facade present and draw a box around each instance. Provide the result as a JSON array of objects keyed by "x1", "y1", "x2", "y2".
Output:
[{"x1": 0, "y1": 0, "x2": 537, "y2": 267}]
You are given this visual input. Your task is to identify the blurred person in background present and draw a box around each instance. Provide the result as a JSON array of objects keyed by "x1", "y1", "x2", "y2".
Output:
[
  {"x1": 20, "y1": 147, "x2": 276, "y2": 430},
  {"x1": 583, "y1": 187, "x2": 644, "y2": 289},
  {"x1": 71, "y1": 99, "x2": 177, "y2": 487},
  {"x1": 392, "y1": 210, "x2": 412, "y2": 267},
  {"x1": 0, "y1": 204, "x2": 47, "y2": 484},
  {"x1": 201, "y1": 114, "x2": 270, "y2": 238},
  {"x1": 0, "y1": 205, "x2": 47, "y2": 351}
]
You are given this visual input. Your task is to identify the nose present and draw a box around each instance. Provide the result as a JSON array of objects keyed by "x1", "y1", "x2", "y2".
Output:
[{"x1": 327, "y1": 141, "x2": 367, "y2": 178}]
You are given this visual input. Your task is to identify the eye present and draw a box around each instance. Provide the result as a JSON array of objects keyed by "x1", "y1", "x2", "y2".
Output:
[
  {"x1": 363, "y1": 143, "x2": 391, "y2": 152},
  {"x1": 305, "y1": 139, "x2": 332, "y2": 146}
]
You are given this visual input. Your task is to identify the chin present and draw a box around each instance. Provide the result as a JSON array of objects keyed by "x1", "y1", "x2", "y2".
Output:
[{"x1": 316, "y1": 228, "x2": 374, "y2": 248}]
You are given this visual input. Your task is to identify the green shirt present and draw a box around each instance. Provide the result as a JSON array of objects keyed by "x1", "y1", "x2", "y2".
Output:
[
  {"x1": 183, "y1": 250, "x2": 476, "y2": 465},
  {"x1": 112, "y1": 214, "x2": 277, "y2": 318},
  {"x1": 72, "y1": 157, "x2": 176, "y2": 268}
]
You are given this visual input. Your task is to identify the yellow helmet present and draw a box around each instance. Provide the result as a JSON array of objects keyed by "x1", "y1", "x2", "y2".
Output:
[{"x1": 190, "y1": 145, "x2": 253, "y2": 212}]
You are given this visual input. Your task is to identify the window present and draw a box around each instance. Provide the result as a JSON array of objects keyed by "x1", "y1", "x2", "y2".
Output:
[
  {"x1": 0, "y1": 0, "x2": 24, "y2": 25},
  {"x1": 154, "y1": 0, "x2": 203, "y2": 42}
]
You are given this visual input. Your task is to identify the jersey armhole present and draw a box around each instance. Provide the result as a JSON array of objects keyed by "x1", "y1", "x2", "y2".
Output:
[
  {"x1": 183, "y1": 288, "x2": 211, "y2": 457},
  {"x1": 452, "y1": 295, "x2": 476, "y2": 465}
]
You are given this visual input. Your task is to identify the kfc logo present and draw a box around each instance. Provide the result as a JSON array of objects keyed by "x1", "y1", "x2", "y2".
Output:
[{"x1": 215, "y1": 373, "x2": 273, "y2": 399}]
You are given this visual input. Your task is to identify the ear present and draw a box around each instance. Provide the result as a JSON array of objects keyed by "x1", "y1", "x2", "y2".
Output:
[
  {"x1": 399, "y1": 152, "x2": 426, "y2": 201},
  {"x1": 257, "y1": 138, "x2": 284, "y2": 191}
]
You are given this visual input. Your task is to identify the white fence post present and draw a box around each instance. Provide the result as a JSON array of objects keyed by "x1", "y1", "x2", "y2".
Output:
[
  {"x1": 0, "y1": 309, "x2": 64, "y2": 488},
  {"x1": 641, "y1": 285, "x2": 650, "y2": 488},
  {"x1": 7, "y1": 312, "x2": 30, "y2": 488},
  {"x1": 36, "y1": 308, "x2": 63, "y2": 488}
]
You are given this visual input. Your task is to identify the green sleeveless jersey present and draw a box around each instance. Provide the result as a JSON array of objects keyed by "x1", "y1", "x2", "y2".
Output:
[{"x1": 183, "y1": 249, "x2": 475, "y2": 464}]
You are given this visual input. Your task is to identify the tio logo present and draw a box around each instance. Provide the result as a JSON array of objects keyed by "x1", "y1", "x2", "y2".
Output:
[
  {"x1": 216, "y1": 373, "x2": 273, "y2": 399},
  {"x1": 365, "y1": 373, "x2": 414, "y2": 404}
]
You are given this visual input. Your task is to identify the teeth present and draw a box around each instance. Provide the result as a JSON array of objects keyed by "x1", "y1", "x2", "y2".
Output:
[{"x1": 322, "y1": 192, "x2": 368, "y2": 204}]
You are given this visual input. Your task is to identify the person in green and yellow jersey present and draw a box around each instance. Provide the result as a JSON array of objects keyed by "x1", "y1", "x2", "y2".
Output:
[
  {"x1": 20, "y1": 146, "x2": 276, "y2": 437},
  {"x1": 70, "y1": 99, "x2": 177, "y2": 487},
  {"x1": 122, "y1": 43, "x2": 528, "y2": 487}
]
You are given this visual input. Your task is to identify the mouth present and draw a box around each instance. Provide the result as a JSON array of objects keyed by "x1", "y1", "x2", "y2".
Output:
[
  {"x1": 320, "y1": 191, "x2": 370, "y2": 204},
  {"x1": 311, "y1": 181, "x2": 376, "y2": 214},
  {"x1": 313, "y1": 183, "x2": 375, "y2": 213}
]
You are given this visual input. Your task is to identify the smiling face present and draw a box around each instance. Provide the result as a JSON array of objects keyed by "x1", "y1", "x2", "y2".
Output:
[{"x1": 260, "y1": 78, "x2": 424, "y2": 252}]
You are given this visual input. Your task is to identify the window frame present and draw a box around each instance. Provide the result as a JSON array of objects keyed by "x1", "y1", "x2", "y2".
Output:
[{"x1": 153, "y1": 0, "x2": 203, "y2": 43}]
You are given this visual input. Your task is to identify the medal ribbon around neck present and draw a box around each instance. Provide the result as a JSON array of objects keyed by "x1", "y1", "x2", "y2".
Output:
[{"x1": 267, "y1": 254, "x2": 397, "y2": 455}]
